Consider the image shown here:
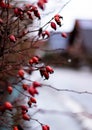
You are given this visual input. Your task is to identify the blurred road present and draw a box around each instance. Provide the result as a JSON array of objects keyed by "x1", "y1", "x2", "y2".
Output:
[{"x1": 29, "y1": 67, "x2": 92, "y2": 130}]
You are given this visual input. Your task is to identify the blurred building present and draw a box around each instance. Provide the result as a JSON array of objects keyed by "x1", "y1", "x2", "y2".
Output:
[
  {"x1": 42, "y1": 19, "x2": 92, "y2": 68},
  {"x1": 68, "y1": 19, "x2": 92, "y2": 67}
]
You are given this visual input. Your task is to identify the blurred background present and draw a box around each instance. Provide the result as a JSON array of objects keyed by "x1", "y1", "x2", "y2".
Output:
[{"x1": 31, "y1": 0, "x2": 92, "y2": 130}]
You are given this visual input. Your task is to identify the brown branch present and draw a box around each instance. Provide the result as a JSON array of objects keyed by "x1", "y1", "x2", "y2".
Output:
[{"x1": 42, "y1": 84, "x2": 92, "y2": 95}]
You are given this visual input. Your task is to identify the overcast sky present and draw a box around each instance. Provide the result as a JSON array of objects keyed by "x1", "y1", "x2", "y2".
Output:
[{"x1": 40, "y1": 0, "x2": 92, "y2": 32}]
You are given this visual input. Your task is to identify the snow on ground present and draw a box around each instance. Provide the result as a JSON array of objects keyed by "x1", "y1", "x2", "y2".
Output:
[{"x1": 27, "y1": 67, "x2": 92, "y2": 130}]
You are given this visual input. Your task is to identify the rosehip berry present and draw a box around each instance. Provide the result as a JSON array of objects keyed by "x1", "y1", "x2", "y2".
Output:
[
  {"x1": 43, "y1": 0, "x2": 48, "y2": 3},
  {"x1": 4, "y1": 102, "x2": 13, "y2": 111},
  {"x1": 27, "y1": 100, "x2": 32, "y2": 107},
  {"x1": 22, "y1": 113, "x2": 30, "y2": 121},
  {"x1": 61, "y1": 32, "x2": 67, "y2": 38},
  {"x1": 30, "y1": 97, "x2": 37, "y2": 103},
  {"x1": 32, "y1": 56, "x2": 39, "y2": 63},
  {"x1": 9, "y1": 34, "x2": 16, "y2": 42},
  {"x1": 18, "y1": 69, "x2": 25, "y2": 79},
  {"x1": 46, "y1": 66, "x2": 54, "y2": 74},
  {"x1": 42, "y1": 125, "x2": 50, "y2": 130},
  {"x1": 7, "y1": 86, "x2": 13, "y2": 94},
  {"x1": 37, "y1": 0, "x2": 44, "y2": 10},
  {"x1": 13, "y1": 126, "x2": 18, "y2": 130},
  {"x1": 28, "y1": 86, "x2": 38, "y2": 96},
  {"x1": 45, "y1": 125, "x2": 50, "y2": 130},
  {"x1": 22, "y1": 84, "x2": 28, "y2": 90},
  {"x1": 42, "y1": 31, "x2": 50, "y2": 38},
  {"x1": 33, "y1": 81, "x2": 42, "y2": 88},
  {"x1": 50, "y1": 22, "x2": 56, "y2": 30},
  {"x1": 21, "y1": 105, "x2": 28, "y2": 112},
  {"x1": 29, "y1": 59, "x2": 33, "y2": 65},
  {"x1": 43, "y1": 71, "x2": 49, "y2": 79},
  {"x1": 25, "y1": 4, "x2": 32, "y2": 9}
]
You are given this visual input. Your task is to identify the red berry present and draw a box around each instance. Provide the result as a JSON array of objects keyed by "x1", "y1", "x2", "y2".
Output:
[
  {"x1": 21, "y1": 105, "x2": 28, "y2": 112},
  {"x1": 22, "y1": 84, "x2": 28, "y2": 90},
  {"x1": 33, "y1": 81, "x2": 41, "y2": 88},
  {"x1": 50, "y1": 22, "x2": 56, "y2": 30},
  {"x1": 43, "y1": 0, "x2": 48, "y2": 3},
  {"x1": 46, "y1": 66, "x2": 54, "y2": 74},
  {"x1": 7, "y1": 86, "x2": 13, "y2": 94},
  {"x1": 32, "y1": 56, "x2": 39, "y2": 63},
  {"x1": 0, "y1": 1, "x2": 6, "y2": 8},
  {"x1": 37, "y1": 0, "x2": 44, "y2": 10},
  {"x1": 45, "y1": 125, "x2": 50, "y2": 130},
  {"x1": 25, "y1": 4, "x2": 32, "y2": 9},
  {"x1": 42, "y1": 125, "x2": 50, "y2": 130},
  {"x1": 28, "y1": 86, "x2": 38, "y2": 96},
  {"x1": 18, "y1": 69, "x2": 25, "y2": 78},
  {"x1": 43, "y1": 71, "x2": 49, "y2": 80},
  {"x1": 61, "y1": 32, "x2": 67, "y2": 38},
  {"x1": 54, "y1": 16, "x2": 61, "y2": 26},
  {"x1": 13, "y1": 126, "x2": 18, "y2": 130},
  {"x1": 29, "y1": 59, "x2": 33, "y2": 65},
  {"x1": 34, "y1": 10, "x2": 41, "y2": 19},
  {"x1": 54, "y1": 14, "x2": 62, "y2": 19},
  {"x1": 22, "y1": 113, "x2": 30, "y2": 121},
  {"x1": 27, "y1": 100, "x2": 32, "y2": 107},
  {"x1": 42, "y1": 31, "x2": 50, "y2": 38},
  {"x1": 9, "y1": 34, "x2": 16, "y2": 42},
  {"x1": 4, "y1": 102, "x2": 13, "y2": 111},
  {"x1": 30, "y1": 97, "x2": 37, "y2": 103}
]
